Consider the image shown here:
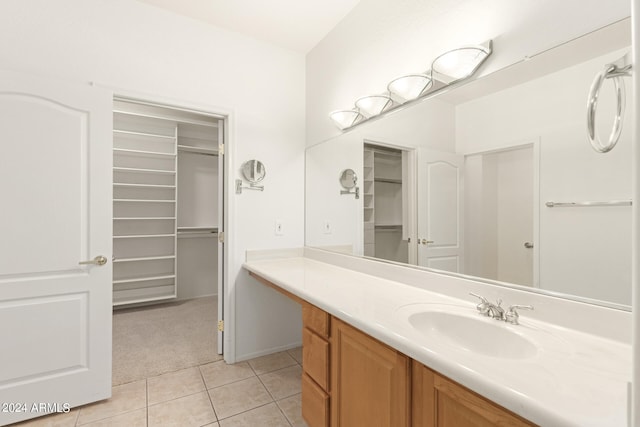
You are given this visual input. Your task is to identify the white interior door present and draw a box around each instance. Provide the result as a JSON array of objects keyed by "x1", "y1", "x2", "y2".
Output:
[
  {"x1": 217, "y1": 122, "x2": 225, "y2": 355},
  {"x1": 0, "y1": 72, "x2": 112, "y2": 425},
  {"x1": 417, "y1": 149, "x2": 464, "y2": 272}
]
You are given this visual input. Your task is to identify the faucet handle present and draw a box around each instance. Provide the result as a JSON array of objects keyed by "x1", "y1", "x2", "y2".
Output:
[
  {"x1": 469, "y1": 292, "x2": 488, "y2": 303},
  {"x1": 469, "y1": 293, "x2": 491, "y2": 315},
  {"x1": 505, "y1": 305, "x2": 534, "y2": 325}
]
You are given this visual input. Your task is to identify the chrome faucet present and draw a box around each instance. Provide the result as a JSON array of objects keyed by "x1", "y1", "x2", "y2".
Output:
[
  {"x1": 470, "y1": 293, "x2": 533, "y2": 325},
  {"x1": 486, "y1": 299, "x2": 505, "y2": 320}
]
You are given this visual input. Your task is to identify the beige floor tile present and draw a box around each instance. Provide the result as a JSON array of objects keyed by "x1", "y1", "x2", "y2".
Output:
[
  {"x1": 247, "y1": 351, "x2": 296, "y2": 375},
  {"x1": 276, "y1": 393, "x2": 307, "y2": 427},
  {"x1": 287, "y1": 347, "x2": 303, "y2": 366},
  {"x1": 147, "y1": 366, "x2": 205, "y2": 405},
  {"x1": 148, "y1": 391, "x2": 216, "y2": 427},
  {"x1": 208, "y1": 377, "x2": 273, "y2": 420},
  {"x1": 218, "y1": 403, "x2": 290, "y2": 427},
  {"x1": 199, "y1": 360, "x2": 255, "y2": 389},
  {"x1": 260, "y1": 365, "x2": 302, "y2": 400},
  {"x1": 77, "y1": 380, "x2": 147, "y2": 425},
  {"x1": 79, "y1": 408, "x2": 147, "y2": 427},
  {"x1": 10, "y1": 410, "x2": 79, "y2": 427}
]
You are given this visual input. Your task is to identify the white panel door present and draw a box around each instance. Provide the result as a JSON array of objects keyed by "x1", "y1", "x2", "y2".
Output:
[
  {"x1": 0, "y1": 72, "x2": 112, "y2": 425},
  {"x1": 417, "y1": 149, "x2": 464, "y2": 272}
]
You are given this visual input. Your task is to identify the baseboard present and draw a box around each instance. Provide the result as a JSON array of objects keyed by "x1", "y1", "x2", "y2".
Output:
[{"x1": 234, "y1": 341, "x2": 303, "y2": 363}]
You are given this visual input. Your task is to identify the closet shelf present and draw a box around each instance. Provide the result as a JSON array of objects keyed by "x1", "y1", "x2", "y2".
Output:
[
  {"x1": 113, "y1": 255, "x2": 175, "y2": 263},
  {"x1": 113, "y1": 216, "x2": 176, "y2": 221},
  {"x1": 113, "y1": 274, "x2": 176, "y2": 285},
  {"x1": 113, "y1": 166, "x2": 176, "y2": 175},
  {"x1": 113, "y1": 183, "x2": 176, "y2": 189},
  {"x1": 114, "y1": 108, "x2": 219, "y2": 128},
  {"x1": 114, "y1": 199, "x2": 176, "y2": 203},
  {"x1": 114, "y1": 148, "x2": 176, "y2": 158},
  {"x1": 114, "y1": 129, "x2": 176, "y2": 140},
  {"x1": 113, "y1": 233, "x2": 176, "y2": 239}
]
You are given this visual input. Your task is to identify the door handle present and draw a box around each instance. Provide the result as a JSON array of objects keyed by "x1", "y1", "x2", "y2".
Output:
[
  {"x1": 79, "y1": 255, "x2": 108, "y2": 266},
  {"x1": 524, "y1": 242, "x2": 534, "y2": 249},
  {"x1": 420, "y1": 239, "x2": 435, "y2": 245}
]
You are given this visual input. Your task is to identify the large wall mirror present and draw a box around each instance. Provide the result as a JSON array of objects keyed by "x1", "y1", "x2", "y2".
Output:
[{"x1": 305, "y1": 18, "x2": 632, "y2": 309}]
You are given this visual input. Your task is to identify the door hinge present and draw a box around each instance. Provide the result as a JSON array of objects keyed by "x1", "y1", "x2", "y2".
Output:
[
  {"x1": 218, "y1": 143, "x2": 224, "y2": 156},
  {"x1": 218, "y1": 231, "x2": 224, "y2": 243},
  {"x1": 217, "y1": 320, "x2": 224, "y2": 332}
]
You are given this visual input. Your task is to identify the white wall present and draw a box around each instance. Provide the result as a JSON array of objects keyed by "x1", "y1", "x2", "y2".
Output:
[
  {"x1": 456, "y1": 49, "x2": 632, "y2": 305},
  {"x1": 306, "y1": 0, "x2": 630, "y2": 146},
  {"x1": 0, "y1": 0, "x2": 306, "y2": 362}
]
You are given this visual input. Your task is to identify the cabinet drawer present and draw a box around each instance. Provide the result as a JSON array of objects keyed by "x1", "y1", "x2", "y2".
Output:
[
  {"x1": 303, "y1": 302, "x2": 330, "y2": 338},
  {"x1": 302, "y1": 373, "x2": 330, "y2": 427},
  {"x1": 303, "y1": 327, "x2": 330, "y2": 390}
]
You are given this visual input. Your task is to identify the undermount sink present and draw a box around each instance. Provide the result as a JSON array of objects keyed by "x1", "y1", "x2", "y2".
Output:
[{"x1": 407, "y1": 309, "x2": 539, "y2": 360}]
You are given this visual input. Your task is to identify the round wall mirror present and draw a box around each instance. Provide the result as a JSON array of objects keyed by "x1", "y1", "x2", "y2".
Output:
[
  {"x1": 242, "y1": 160, "x2": 266, "y2": 183},
  {"x1": 339, "y1": 169, "x2": 358, "y2": 189}
]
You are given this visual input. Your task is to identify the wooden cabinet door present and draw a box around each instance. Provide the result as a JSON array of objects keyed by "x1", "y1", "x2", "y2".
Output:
[
  {"x1": 412, "y1": 361, "x2": 536, "y2": 427},
  {"x1": 331, "y1": 318, "x2": 410, "y2": 427}
]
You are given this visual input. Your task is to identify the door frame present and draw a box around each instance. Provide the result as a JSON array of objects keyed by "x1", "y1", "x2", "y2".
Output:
[
  {"x1": 462, "y1": 138, "x2": 541, "y2": 288},
  {"x1": 362, "y1": 137, "x2": 418, "y2": 265},
  {"x1": 109, "y1": 88, "x2": 233, "y2": 358}
]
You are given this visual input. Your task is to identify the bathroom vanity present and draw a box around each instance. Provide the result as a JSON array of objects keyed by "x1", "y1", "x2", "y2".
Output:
[{"x1": 243, "y1": 248, "x2": 631, "y2": 427}]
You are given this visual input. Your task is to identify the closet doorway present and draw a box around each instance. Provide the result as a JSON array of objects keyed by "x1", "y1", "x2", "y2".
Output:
[
  {"x1": 111, "y1": 98, "x2": 226, "y2": 385},
  {"x1": 363, "y1": 142, "x2": 415, "y2": 264}
]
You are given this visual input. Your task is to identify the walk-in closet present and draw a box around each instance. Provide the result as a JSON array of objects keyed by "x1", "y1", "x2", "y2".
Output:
[
  {"x1": 363, "y1": 143, "x2": 408, "y2": 264},
  {"x1": 112, "y1": 99, "x2": 223, "y2": 384}
]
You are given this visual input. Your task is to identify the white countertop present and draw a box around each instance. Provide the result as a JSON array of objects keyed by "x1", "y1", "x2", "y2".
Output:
[{"x1": 243, "y1": 251, "x2": 631, "y2": 427}]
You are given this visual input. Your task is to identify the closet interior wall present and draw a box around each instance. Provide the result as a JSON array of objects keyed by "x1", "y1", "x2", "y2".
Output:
[{"x1": 112, "y1": 99, "x2": 221, "y2": 307}]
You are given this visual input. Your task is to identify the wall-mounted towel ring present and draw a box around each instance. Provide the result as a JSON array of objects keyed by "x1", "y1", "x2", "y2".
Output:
[{"x1": 586, "y1": 53, "x2": 632, "y2": 153}]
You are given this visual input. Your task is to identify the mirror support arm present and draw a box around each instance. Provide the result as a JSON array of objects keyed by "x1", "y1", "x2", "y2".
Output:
[{"x1": 340, "y1": 187, "x2": 360, "y2": 199}]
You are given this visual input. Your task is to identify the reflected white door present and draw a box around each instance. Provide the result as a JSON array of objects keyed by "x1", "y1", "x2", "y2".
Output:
[
  {"x1": 417, "y1": 149, "x2": 464, "y2": 272},
  {"x1": 0, "y1": 72, "x2": 112, "y2": 424}
]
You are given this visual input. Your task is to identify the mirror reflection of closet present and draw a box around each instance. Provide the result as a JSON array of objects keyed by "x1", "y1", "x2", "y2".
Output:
[
  {"x1": 112, "y1": 99, "x2": 222, "y2": 306},
  {"x1": 363, "y1": 143, "x2": 409, "y2": 264}
]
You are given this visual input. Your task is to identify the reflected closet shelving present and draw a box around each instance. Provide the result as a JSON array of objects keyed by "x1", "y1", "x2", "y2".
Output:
[
  {"x1": 363, "y1": 144, "x2": 406, "y2": 263},
  {"x1": 112, "y1": 100, "x2": 221, "y2": 307}
]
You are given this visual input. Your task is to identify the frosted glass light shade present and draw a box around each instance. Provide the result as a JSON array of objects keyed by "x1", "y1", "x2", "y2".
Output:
[
  {"x1": 431, "y1": 46, "x2": 490, "y2": 80},
  {"x1": 387, "y1": 74, "x2": 433, "y2": 102},
  {"x1": 329, "y1": 109, "x2": 364, "y2": 130},
  {"x1": 355, "y1": 95, "x2": 393, "y2": 117}
]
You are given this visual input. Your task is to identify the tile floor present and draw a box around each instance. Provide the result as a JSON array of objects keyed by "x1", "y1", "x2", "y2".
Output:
[{"x1": 12, "y1": 348, "x2": 307, "y2": 427}]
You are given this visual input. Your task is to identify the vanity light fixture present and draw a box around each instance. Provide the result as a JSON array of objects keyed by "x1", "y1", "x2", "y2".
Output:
[
  {"x1": 329, "y1": 40, "x2": 492, "y2": 131},
  {"x1": 431, "y1": 41, "x2": 492, "y2": 82},
  {"x1": 329, "y1": 109, "x2": 365, "y2": 130},
  {"x1": 387, "y1": 73, "x2": 433, "y2": 102},
  {"x1": 354, "y1": 94, "x2": 394, "y2": 117}
]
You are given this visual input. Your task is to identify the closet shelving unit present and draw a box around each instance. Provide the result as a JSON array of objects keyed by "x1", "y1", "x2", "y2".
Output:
[
  {"x1": 363, "y1": 147, "x2": 375, "y2": 257},
  {"x1": 112, "y1": 100, "x2": 221, "y2": 307},
  {"x1": 112, "y1": 109, "x2": 178, "y2": 306}
]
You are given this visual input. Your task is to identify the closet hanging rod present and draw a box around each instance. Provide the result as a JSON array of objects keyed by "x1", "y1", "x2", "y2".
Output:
[
  {"x1": 545, "y1": 200, "x2": 632, "y2": 208},
  {"x1": 177, "y1": 145, "x2": 219, "y2": 156},
  {"x1": 177, "y1": 226, "x2": 218, "y2": 233},
  {"x1": 374, "y1": 224, "x2": 403, "y2": 230}
]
